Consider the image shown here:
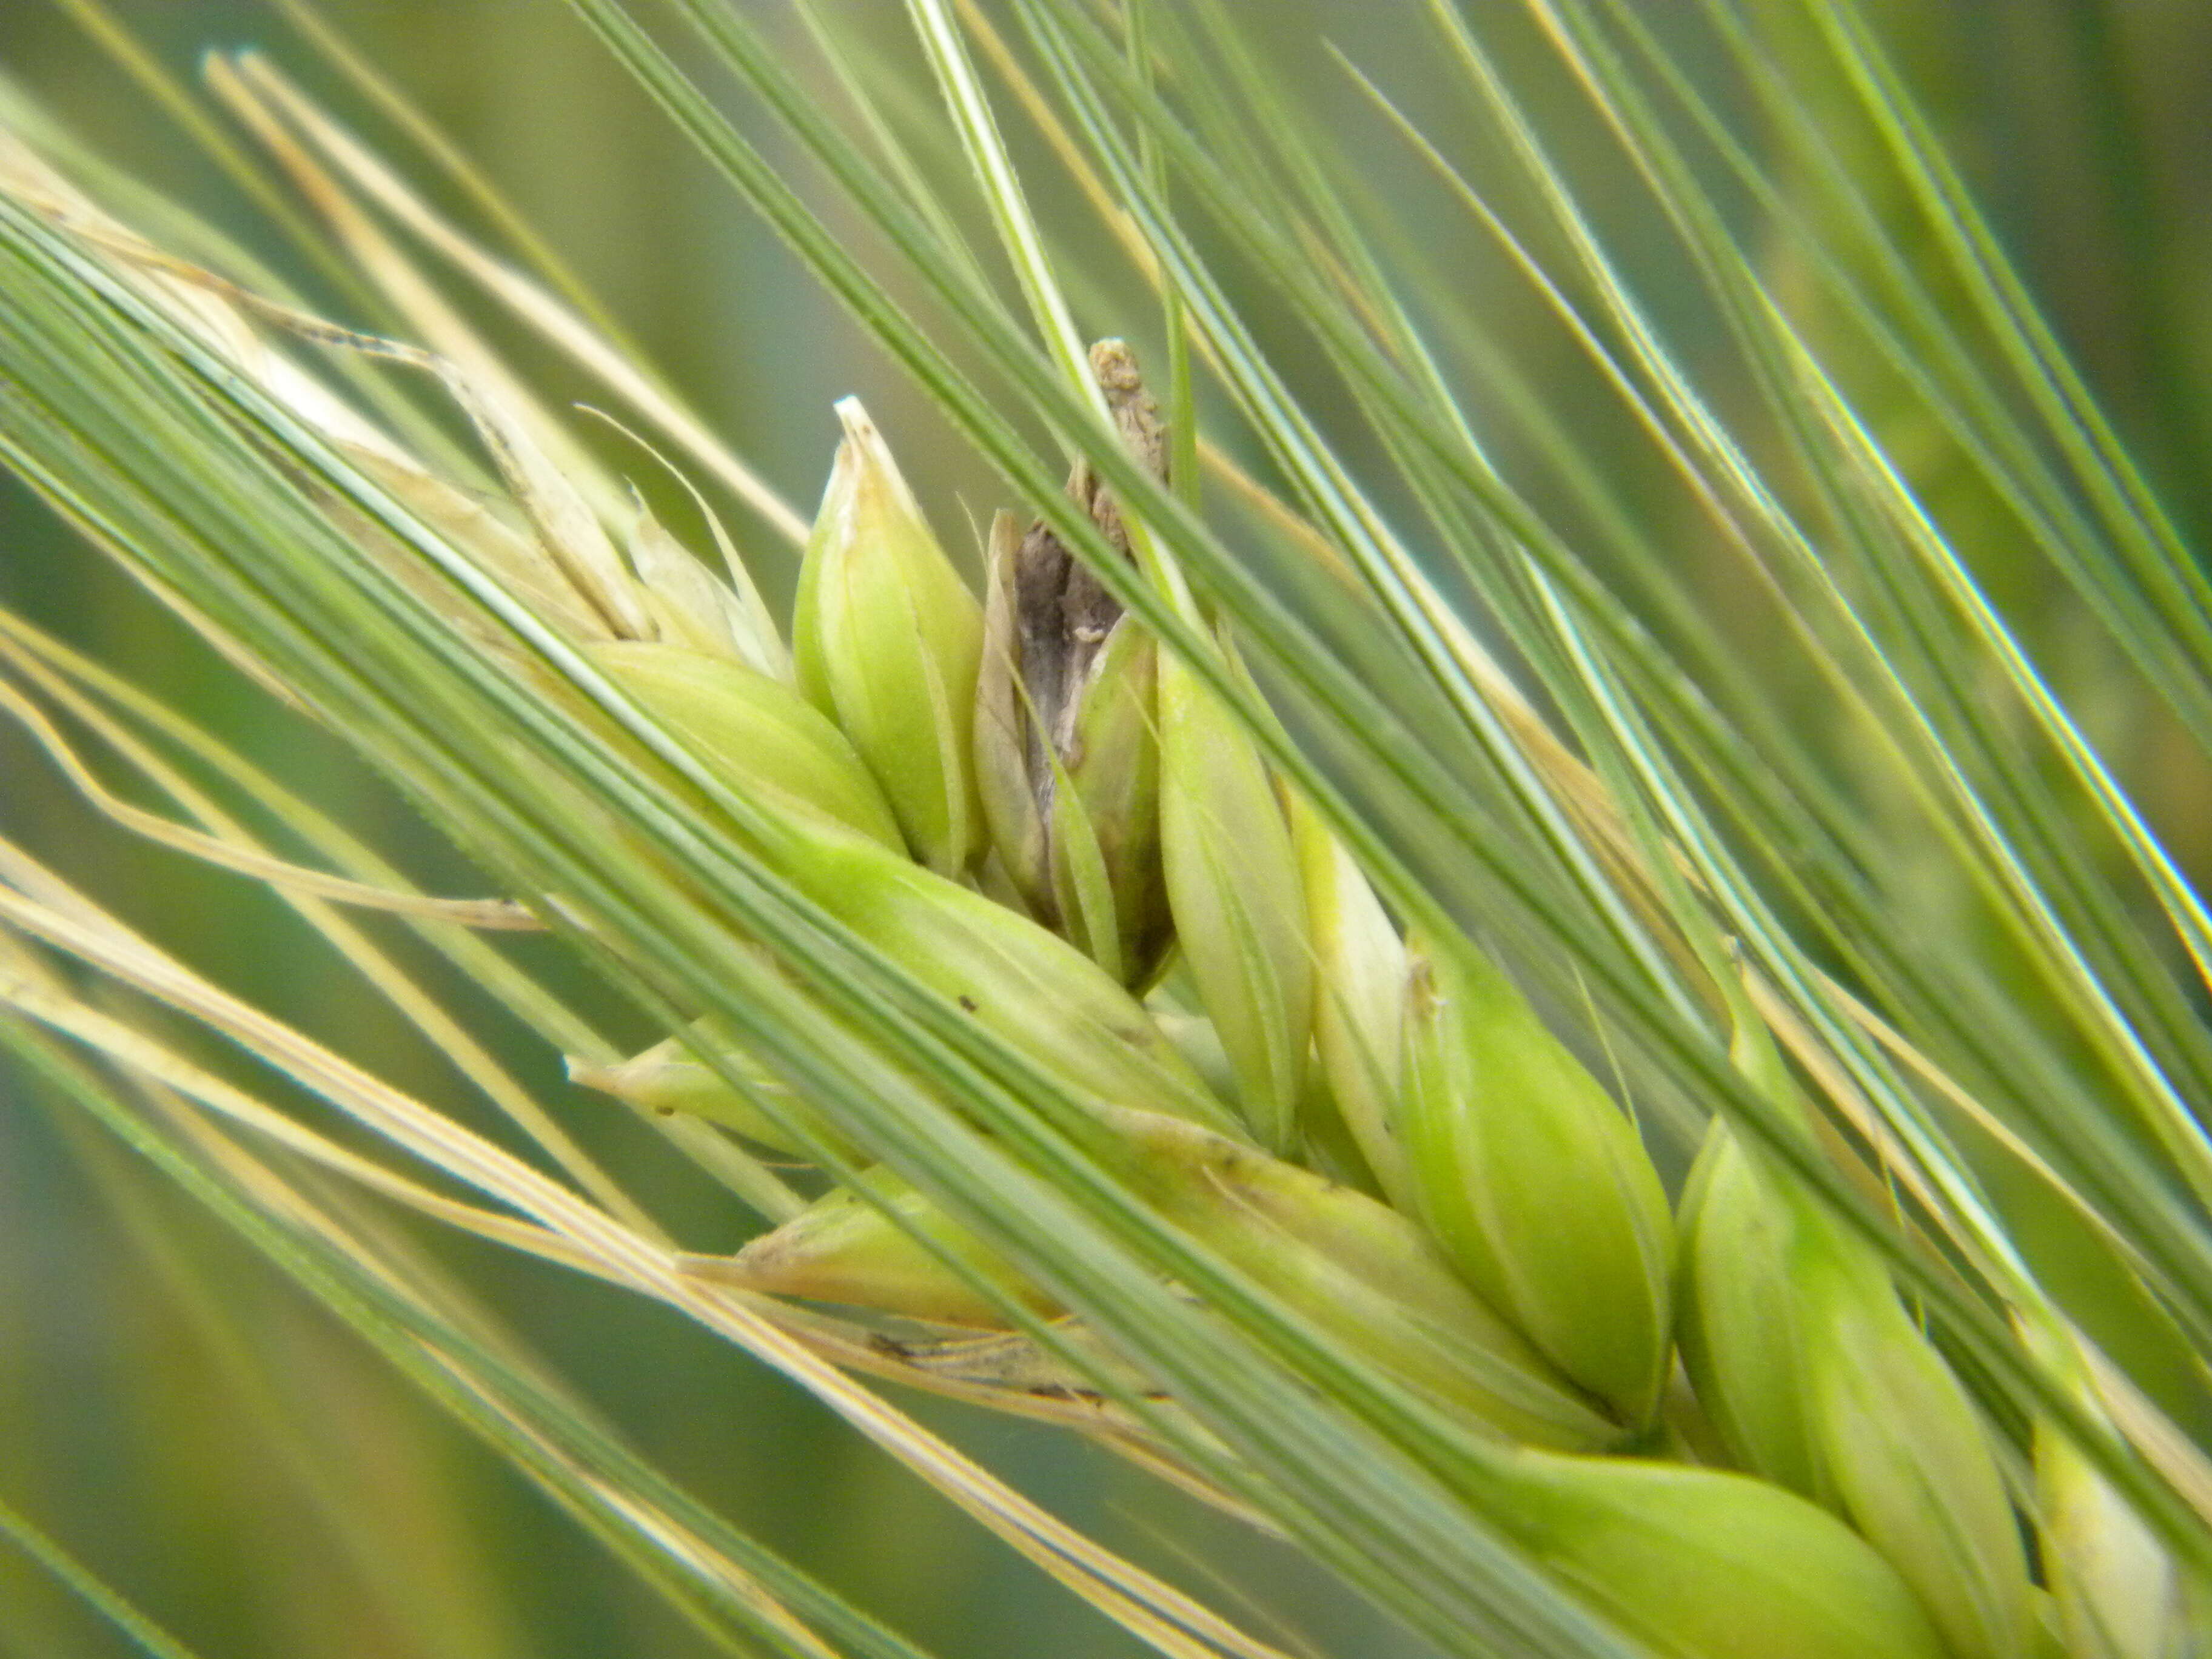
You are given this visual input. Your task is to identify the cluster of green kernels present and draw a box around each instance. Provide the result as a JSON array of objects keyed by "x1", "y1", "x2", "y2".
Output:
[{"x1": 567, "y1": 351, "x2": 2174, "y2": 1659}]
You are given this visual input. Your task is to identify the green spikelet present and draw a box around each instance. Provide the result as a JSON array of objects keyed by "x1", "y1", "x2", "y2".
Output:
[
  {"x1": 720, "y1": 1105, "x2": 1614, "y2": 1449},
  {"x1": 794, "y1": 397, "x2": 984, "y2": 875},
  {"x1": 2036, "y1": 1403, "x2": 2198, "y2": 1659},
  {"x1": 1090, "y1": 1105, "x2": 1618, "y2": 1449},
  {"x1": 1398, "y1": 933, "x2": 1674, "y2": 1425},
  {"x1": 726, "y1": 1167, "x2": 1054, "y2": 1328},
  {"x1": 1674, "y1": 1118, "x2": 1828, "y2": 1500},
  {"x1": 565, "y1": 1021, "x2": 861, "y2": 1164},
  {"x1": 623, "y1": 493, "x2": 787, "y2": 681},
  {"x1": 586, "y1": 641, "x2": 906, "y2": 851},
  {"x1": 1678, "y1": 999, "x2": 2036, "y2": 1659},
  {"x1": 1292, "y1": 796, "x2": 1414, "y2": 1206},
  {"x1": 756, "y1": 809, "x2": 1244, "y2": 1141},
  {"x1": 1456, "y1": 1446, "x2": 1950, "y2": 1659},
  {"x1": 568, "y1": 1024, "x2": 797, "y2": 1151},
  {"x1": 1156, "y1": 642, "x2": 1313, "y2": 1153},
  {"x1": 1790, "y1": 1203, "x2": 2037, "y2": 1659},
  {"x1": 1144, "y1": 1003, "x2": 1240, "y2": 1104},
  {"x1": 2022, "y1": 1314, "x2": 2202, "y2": 1659}
]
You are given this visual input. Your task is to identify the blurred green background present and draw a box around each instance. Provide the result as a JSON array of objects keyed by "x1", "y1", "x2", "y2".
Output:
[{"x1": 2, "y1": 2, "x2": 2210, "y2": 1655}]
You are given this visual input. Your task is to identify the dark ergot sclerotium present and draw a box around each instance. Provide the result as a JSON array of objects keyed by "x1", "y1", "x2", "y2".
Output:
[{"x1": 975, "y1": 341, "x2": 1175, "y2": 990}]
